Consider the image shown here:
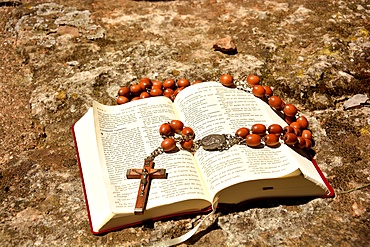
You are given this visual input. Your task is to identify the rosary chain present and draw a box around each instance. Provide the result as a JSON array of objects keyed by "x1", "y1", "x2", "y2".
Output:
[
  {"x1": 192, "y1": 140, "x2": 201, "y2": 152},
  {"x1": 146, "y1": 134, "x2": 200, "y2": 160},
  {"x1": 222, "y1": 134, "x2": 245, "y2": 150},
  {"x1": 145, "y1": 147, "x2": 164, "y2": 162},
  {"x1": 139, "y1": 74, "x2": 313, "y2": 166},
  {"x1": 207, "y1": 134, "x2": 244, "y2": 151},
  {"x1": 235, "y1": 81, "x2": 252, "y2": 93}
]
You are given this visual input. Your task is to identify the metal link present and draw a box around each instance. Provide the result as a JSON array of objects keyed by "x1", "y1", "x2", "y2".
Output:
[
  {"x1": 235, "y1": 81, "x2": 252, "y2": 93},
  {"x1": 192, "y1": 140, "x2": 201, "y2": 152},
  {"x1": 220, "y1": 134, "x2": 244, "y2": 150},
  {"x1": 145, "y1": 147, "x2": 164, "y2": 161}
]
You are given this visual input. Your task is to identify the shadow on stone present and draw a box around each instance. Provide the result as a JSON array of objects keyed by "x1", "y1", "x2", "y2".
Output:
[
  {"x1": 0, "y1": 1, "x2": 22, "y2": 7},
  {"x1": 217, "y1": 196, "x2": 316, "y2": 215},
  {"x1": 185, "y1": 217, "x2": 220, "y2": 245}
]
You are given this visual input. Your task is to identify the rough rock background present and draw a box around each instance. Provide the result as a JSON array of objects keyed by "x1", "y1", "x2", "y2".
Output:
[{"x1": 0, "y1": 0, "x2": 369, "y2": 246}]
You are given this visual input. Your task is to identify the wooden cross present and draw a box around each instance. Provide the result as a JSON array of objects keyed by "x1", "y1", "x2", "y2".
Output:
[{"x1": 126, "y1": 160, "x2": 167, "y2": 215}]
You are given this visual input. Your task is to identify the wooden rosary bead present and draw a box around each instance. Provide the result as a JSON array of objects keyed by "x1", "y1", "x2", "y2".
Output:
[
  {"x1": 170, "y1": 120, "x2": 184, "y2": 133},
  {"x1": 130, "y1": 84, "x2": 142, "y2": 96},
  {"x1": 235, "y1": 127, "x2": 250, "y2": 138},
  {"x1": 252, "y1": 85, "x2": 266, "y2": 98},
  {"x1": 140, "y1": 92, "x2": 150, "y2": 99},
  {"x1": 161, "y1": 138, "x2": 176, "y2": 152},
  {"x1": 246, "y1": 74, "x2": 260, "y2": 86},
  {"x1": 152, "y1": 80, "x2": 163, "y2": 89},
  {"x1": 192, "y1": 80, "x2": 203, "y2": 84},
  {"x1": 304, "y1": 138, "x2": 313, "y2": 149},
  {"x1": 301, "y1": 129, "x2": 312, "y2": 140},
  {"x1": 181, "y1": 139, "x2": 193, "y2": 150},
  {"x1": 262, "y1": 85, "x2": 273, "y2": 97},
  {"x1": 293, "y1": 127, "x2": 301, "y2": 136},
  {"x1": 139, "y1": 78, "x2": 152, "y2": 91},
  {"x1": 264, "y1": 134, "x2": 280, "y2": 147},
  {"x1": 159, "y1": 123, "x2": 173, "y2": 136},
  {"x1": 296, "y1": 136, "x2": 306, "y2": 149},
  {"x1": 268, "y1": 96, "x2": 283, "y2": 110},
  {"x1": 220, "y1": 74, "x2": 234, "y2": 87},
  {"x1": 251, "y1": 123, "x2": 266, "y2": 136},
  {"x1": 297, "y1": 116, "x2": 309, "y2": 129},
  {"x1": 117, "y1": 96, "x2": 129, "y2": 105},
  {"x1": 268, "y1": 124, "x2": 283, "y2": 136},
  {"x1": 163, "y1": 88, "x2": 174, "y2": 94},
  {"x1": 289, "y1": 122, "x2": 301, "y2": 136},
  {"x1": 246, "y1": 134, "x2": 261, "y2": 147},
  {"x1": 177, "y1": 78, "x2": 190, "y2": 88},
  {"x1": 163, "y1": 94, "x2": 172, "y2": 99},
  {"x1": 150, "y1": 88, "x2": 163, "y2": 97},
  {"x1": 283, "y1": 126, "x2": 294, "y2": 134},
  {"x1": 152, "y1": 84, "x2": 163, "y2": 90},
  {"x1": 283, "y1": 133, "x2": 297, "y2": 145},
  {"x1": 173, "y1": 87, "x2": 185, "y2": 97},
  {"x1": 182, "y1": 127, "x2": 195, "y2": 139},
  {"x1": 131, "y1": 97, "x2": 140, "y2": 101},
  {"x1": 118, "y1": 86, "x2": 130, "y2": 97},
  {"x1": 139, "y1": 77, "x2": 151, "y2": 83},
  {"x1": 163, "y1": 88, "x2": 174, "y2": 98},
  {"x1": 283, "y1": 104, "x2": 298, "y2": 117},
  {"x1": 284, "y1": 115, "x2": 296, "y2": 125},
  {"x1": 290, "y1": 122, "x2": 301, "y2": 130},
  {"x1": 163, "y1": 79, "x2": 176, "y2": 89}
]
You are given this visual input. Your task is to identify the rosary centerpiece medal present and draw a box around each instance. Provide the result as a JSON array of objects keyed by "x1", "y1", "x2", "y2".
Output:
[{"x1": 200, "y1": 134, "x2": 227, "y2": 151}]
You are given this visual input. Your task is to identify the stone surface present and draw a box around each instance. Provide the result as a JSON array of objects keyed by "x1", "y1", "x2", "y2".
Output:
[{"x1": 0, "y1": 0, "x2": 369, "y2": 246}]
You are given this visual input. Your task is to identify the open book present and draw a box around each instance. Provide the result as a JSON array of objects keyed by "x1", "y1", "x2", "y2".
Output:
[{"x1": 72, "y1": 82, "x2": 334, "y2": 234}]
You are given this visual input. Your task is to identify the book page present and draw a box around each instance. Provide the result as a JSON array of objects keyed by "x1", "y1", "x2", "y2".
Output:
[
  {"x1": 73, "y1": 109, "x2": 114, "y2": 232},
  {"x1": 174, "y1": 82, "x2": 303, "y2": 199},
  {"x1": 93, "y1": 98, "x2": 209, "y2": 214},
  {"x1": 287, "y1": 148, "x2": 330, "y2": 193}
]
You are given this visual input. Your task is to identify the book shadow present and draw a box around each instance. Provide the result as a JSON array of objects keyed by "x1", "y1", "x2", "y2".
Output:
[
  {"x1": 217, "y1": 196, "x2": 316, "y2": 214},
  {"x1": 184, "y1": 216, "x2": 220, "y2": 245},
  {"x1": 96, "y1": 197, "x2": 317, "y2": 246},
  {"x1": 183, "y1": 197, "x2": 317, "y2": 245},
  {"x1": 141, "y1": 196, "x2": 316, "y2": 245},
  {"x1": 246, "y1": 141, "x2": 316, "y2": 160}
]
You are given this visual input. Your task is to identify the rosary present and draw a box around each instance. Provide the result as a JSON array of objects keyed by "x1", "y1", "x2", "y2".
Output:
[{"x1": 119, "y1": 74, "x2": 314, "y2": 214}]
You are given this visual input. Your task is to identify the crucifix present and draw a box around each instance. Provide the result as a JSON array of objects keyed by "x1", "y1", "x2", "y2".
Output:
[{"x1": 126, "y1": 159, "x2": 167, "y2": 215}]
